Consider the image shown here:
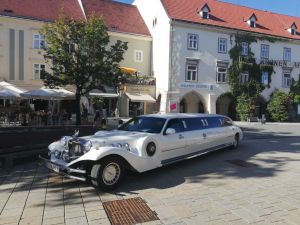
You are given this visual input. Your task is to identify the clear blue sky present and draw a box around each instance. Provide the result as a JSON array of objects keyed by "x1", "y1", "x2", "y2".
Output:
[{"x1": 115, "y1": 0, "x2": 300, "y2": 17}]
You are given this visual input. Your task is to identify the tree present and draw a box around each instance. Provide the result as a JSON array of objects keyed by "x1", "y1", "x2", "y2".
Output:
[
  {"x1": 290, "y1": 75, "x2": 300, "y2": 104},
  {"x1": 41, "y1": 14, "x2": 128, "y2": 125},
  {"x1": 236, "y1": 94, "x2": 255, "y2": 121},
  {"x1": 267, "y1": 90, "x2": 291, "y2": 122}
]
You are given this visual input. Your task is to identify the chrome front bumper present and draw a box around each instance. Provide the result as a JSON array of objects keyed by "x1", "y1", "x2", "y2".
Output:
[{"x1": 39, "y1": 154, "x2": 87, "y2": 181}]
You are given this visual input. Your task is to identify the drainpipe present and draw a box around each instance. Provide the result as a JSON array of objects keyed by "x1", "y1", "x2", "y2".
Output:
[{"x1": 168, "y1": 19, "x2": 174, "y2": 113}]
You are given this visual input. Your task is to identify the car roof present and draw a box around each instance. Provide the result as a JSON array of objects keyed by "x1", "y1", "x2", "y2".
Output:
[{"x1": 140, "y1": 113, "x2": 226, "y2": 119}]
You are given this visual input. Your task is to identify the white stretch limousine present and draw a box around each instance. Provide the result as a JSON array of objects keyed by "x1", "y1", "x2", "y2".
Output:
[{"x1": 40, "y1": 113, "x2": 243, "y2": 190}]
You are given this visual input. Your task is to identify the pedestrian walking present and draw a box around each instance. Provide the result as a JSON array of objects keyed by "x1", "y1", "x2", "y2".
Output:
[{"x1": 93, "y1": 108, "x2": 102, "y2": 129}]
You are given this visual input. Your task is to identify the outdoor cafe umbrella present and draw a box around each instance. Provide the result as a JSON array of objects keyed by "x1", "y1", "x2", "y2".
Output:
[
  {"x1": 20, "y1": 87, "x2": 75, "y2": 119},
  {"x1": 0, "y1": 89, "x2": 19, "y2": 99},
  {"x1": 20, "y1": 87, "x2": 75, "y2": 100},
  {"x1": 0, "y1": 81, "x2": 26, "y2": 98}
]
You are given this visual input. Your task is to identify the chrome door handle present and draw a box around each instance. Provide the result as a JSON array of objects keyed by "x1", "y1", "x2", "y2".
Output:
[
  {"x1": 178, "y1": 134, "x2": 184, "y2": 139},
  {"x1": 203, "y1": 133, "x2": 207, "y2": 138}
]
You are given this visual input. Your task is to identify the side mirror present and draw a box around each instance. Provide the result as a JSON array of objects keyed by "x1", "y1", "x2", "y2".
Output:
[{"x1": 165, "y1": 128, "x2": 176, "y2": 135}]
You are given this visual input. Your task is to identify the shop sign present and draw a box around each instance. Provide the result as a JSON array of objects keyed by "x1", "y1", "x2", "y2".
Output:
[
  {"x1": 125, "y1": 85, "x2": 155, "y2": 96},
  {"x1": 260, "y1": 59, "x2": 300, "y2": 68},
  {"x1": 217, "y1": 61, "x2": 229, "y2": 68},
  {"x1": 170, "y1": 101, "x2": 177, "y2": 112},
  {"x1": 179, "y1": 83, "x2": 213, "y2": 90}
]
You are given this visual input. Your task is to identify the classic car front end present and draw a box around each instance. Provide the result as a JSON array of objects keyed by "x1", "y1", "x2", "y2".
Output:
[{"x1": 40, "y1": 118, "x2": 166, "y2": 190}]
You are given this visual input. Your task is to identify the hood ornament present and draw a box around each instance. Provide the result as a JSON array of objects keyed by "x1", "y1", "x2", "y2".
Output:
[{"x1": 73, "y1": 129, "x2": 79, "y2": 138}]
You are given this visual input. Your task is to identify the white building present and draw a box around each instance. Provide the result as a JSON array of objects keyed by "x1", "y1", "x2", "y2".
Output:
[{"x1": 135, "y1": 0, "x2": 300, "y2": 118}]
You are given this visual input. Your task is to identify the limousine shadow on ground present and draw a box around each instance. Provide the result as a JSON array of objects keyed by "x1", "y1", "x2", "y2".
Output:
[
  {"x1": 1, "y1": 123, "x2": 299, "y2": 195},
  {"x1": 114, "y1": 136, "x2": 300, "y2": 193},
  {"x1": 241, "y1": 127, "x2": 297, "y2": 140}
]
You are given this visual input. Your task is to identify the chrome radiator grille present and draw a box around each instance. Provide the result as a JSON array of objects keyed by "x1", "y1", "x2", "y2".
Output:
[{"x1": 68, "y1": 140, "x2": 83, "y2": 157}]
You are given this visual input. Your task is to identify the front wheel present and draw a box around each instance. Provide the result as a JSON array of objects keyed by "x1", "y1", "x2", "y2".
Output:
[{"x1": 90, "y1": 157, "x2": 124, "y2": 191}]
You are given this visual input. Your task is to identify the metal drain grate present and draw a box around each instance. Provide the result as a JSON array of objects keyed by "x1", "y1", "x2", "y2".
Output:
[
  {"x1": 103, "y1": 197, "x2": 159, "y2": 225},
  {"x1": 227, "y1": 159, "x2": 258, "y2": 168}
]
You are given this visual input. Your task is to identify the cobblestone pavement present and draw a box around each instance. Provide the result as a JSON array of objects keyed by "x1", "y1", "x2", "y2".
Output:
[{"x1": 0, "y1": 124, "x2": 300, "y2": 225}]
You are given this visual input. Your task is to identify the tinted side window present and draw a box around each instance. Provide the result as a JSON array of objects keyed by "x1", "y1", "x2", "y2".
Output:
[
  {"x1": 218, "y1": 116, "x2": 233, "y2": 127},
  {"x1": 206, "y1": 117, "x2": 222, "y2": 128},
  {"x1": 183, "y1": 118, "x2": 205, "y2": 131},
  {"x1": 223, "y1": 117, "x2": 233, "y2": 126},
  {"x1": 165, "y1": 119, "x2": 184, "y2": 133}
]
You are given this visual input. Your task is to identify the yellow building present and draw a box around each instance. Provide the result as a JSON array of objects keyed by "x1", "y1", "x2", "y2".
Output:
[
  {"x1": 0, "y1": 0, "x2": 85, "y2": 90},
  {"x1": 0, "y1": 0, "x2": 154, "y2": 116}
]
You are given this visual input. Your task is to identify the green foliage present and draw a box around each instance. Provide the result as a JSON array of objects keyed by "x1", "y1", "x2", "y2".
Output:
[
  {"x1": 258, "y1": 36, "x2": 284, "y2": 43},
  {"x1": 290, "y1": 75, "x2": 300, "y2": 103},
  {"x1": 228, "y1": 33, "x2": 275, "y2": 119},
  {"x1": 267, "y1": 90, "x2": 291, "y2": 122},
  {"x1": 90, "y1": 96, "x2": 104, "y2": 108},
  {"x1": 236, "y1": 94, "x2": 255, "y2": 121},
  {"x1": 41, "y1": 14, "x2": 128, "y2": 125}
]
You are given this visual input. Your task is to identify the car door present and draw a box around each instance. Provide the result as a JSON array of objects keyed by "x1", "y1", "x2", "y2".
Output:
[
  {"x1": 203, "y1": 116, "x2": 233, "y2": 151},
  {"x1": 203, "y1": 117, "x2": 224, "y2": 148},
  {"x1": 181, "y1": 117, "x2": 209, "y2": 155},
  {"x1": 159, "y1": 118, "x2": 186, "y2": 165},
  {"x1": 221, "y1": 117, "x2": 236, "y2": 145}
]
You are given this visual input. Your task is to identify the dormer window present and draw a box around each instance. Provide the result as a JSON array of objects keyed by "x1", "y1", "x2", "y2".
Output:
[
  {"x1": 247, "y1": 13, "x2": 257, "y2": 28},
  {"x1": 291, "y1": 29, "x2": 296, "y2": 35},
  {"x1": 198, "y1": 3, "x2": 211, "y2": 19},
  {"x1": 288, "y1": 22, "x2": 297, "y2": 35}
]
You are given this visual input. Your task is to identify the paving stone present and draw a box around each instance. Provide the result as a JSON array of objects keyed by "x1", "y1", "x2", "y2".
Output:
[
  {"x1": 19, "y1": 217, "x2": 43, "y2": 225},
  {"x1": 87, "y1": 218, "x2": 111, "y2": 225},
  {"x1": 65, "y1": 209, "x2": 86, "y2": 219},
  {"x1": 42, "y1": 216, "x2": 65, "y2": 225},
  {"x1": 65, "y1": 216, "x2": 88, "y2": 225}
]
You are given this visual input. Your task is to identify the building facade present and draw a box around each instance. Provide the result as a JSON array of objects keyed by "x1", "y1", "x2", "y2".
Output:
[
  {"x1": 0, "y1": 0, "x2": 85, "y2": 91},
  {"x1": 0, "y1": 0, "x2": 154, "y2": 117},
  {"x1": 135, "y1": 0, "x2": 300, "y2": 118},
  {"x1": 82, "y1": 0, "x2": 154, "y2": 117}
]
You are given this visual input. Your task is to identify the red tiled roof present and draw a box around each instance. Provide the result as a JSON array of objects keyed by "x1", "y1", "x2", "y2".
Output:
[
  {"x1": 0, "y1": 0, "x2": 85, "y2": 22},
  {"x1": 82, "y1": 0, "x2": 151, "y2": 36},
  {"x1": 162, "y1": 0, "x2": 300, "y2": 40}
]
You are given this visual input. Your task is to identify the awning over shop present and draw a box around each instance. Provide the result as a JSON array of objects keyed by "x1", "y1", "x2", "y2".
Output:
[
  {"x1": 125, "y1": 93, "x2": 156, "y2": 103},
  {"x1": 119, "y1": 67, "x2": 137, "y2": 74},
  {"x1": 89, "y1": 91, "x2": 119, "y2": 98},
  {"x1": 89, "y1": 86, "x2": 118, "y2": 98}
]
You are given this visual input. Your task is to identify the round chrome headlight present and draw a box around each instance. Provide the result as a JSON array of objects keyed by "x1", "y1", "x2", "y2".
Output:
[
  {"x1": 54, "y1": 150, "x2": 61, "y2": 158},
  {"x1": 60, "y1": 136, "x2": 69, "y2": 146},
  {"x1": 83, "y1": 140, "x2": 93, "y2": 153},
  {"x1": 62, "y1": 152, "x2": 70, "y2": 162}
]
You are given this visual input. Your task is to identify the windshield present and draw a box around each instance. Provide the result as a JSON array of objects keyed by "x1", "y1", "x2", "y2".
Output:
[{"x1": 118, "y1": 117, "x2": 166, "y2": 134}]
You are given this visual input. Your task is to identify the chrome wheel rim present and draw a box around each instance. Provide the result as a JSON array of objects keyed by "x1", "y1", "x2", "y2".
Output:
[{"x1": 102, "y1": 162, "x2": 121, "y2": 186}]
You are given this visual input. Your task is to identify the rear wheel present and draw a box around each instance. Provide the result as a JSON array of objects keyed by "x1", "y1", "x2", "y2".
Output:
[
  {"x1": 232, "y1": 134, "x2": 239, "y2": 149},
  {"x1": 90, "y1": 157, "x2": 124, "y2": 191}
]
